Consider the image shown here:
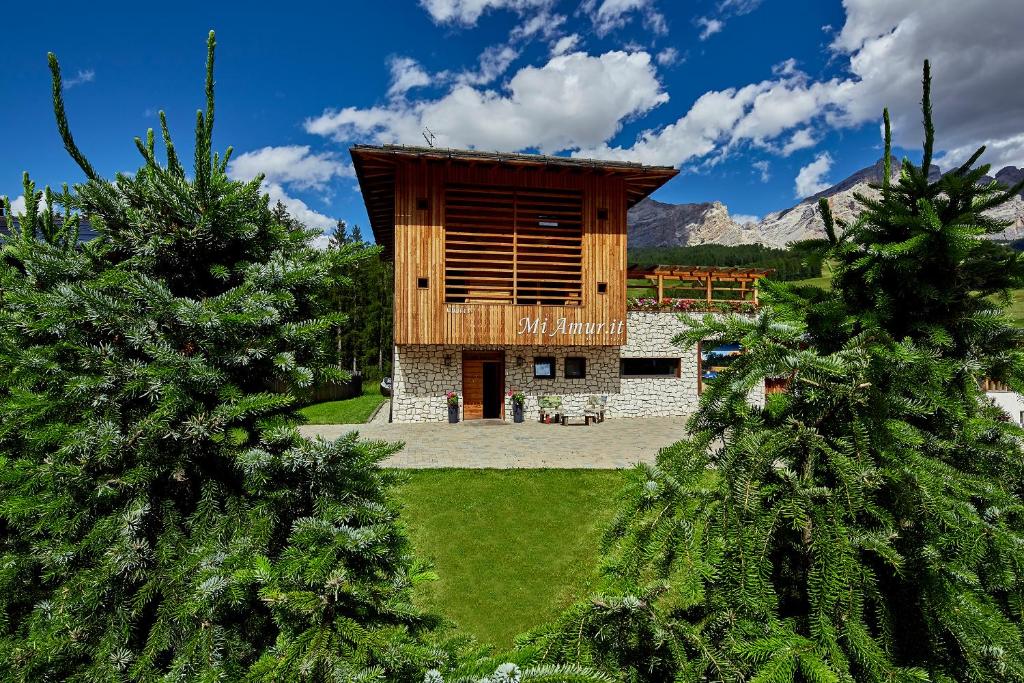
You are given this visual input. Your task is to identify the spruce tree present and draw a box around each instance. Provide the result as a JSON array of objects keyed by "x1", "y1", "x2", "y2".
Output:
[
  {"x1": 529, "y1": 62, "x2": 1024, "y2": 682},
  {"x1": 0, "y1": 33, "x2": 449, "y2": 681}
]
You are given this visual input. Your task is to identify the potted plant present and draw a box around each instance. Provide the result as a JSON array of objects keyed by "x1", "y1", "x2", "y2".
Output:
[
  {"x1": 507, "y1": 388, "x2": 526, "y2": 423},
  {"x1": 446, "y1": 391, "x2": 460, "y2": 423}
]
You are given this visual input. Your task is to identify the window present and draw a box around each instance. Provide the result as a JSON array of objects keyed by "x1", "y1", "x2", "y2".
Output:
[
  {"x1": 698, "y1": 341, "x2": 743, "y2": 393},
  {"x1": 444, "y1": 185, "x2": 583, "y2": 306},
  {"x1": 620, "y1": 357, "x2": 679, "y2": 377},
  {"x1": 564, "y1": 357, "x2": 586, "y2": 379},
  {"x1": 533, "y1": 357, "x2": 556, "y2": 379},
  {"x1": 416, "y1": 197, "x2": 429, "y2": 210},
  {"x1": 597, "y1": 282, "x2": 607, "y2": 294},
  {"x1": 417, "y1": 277, "x2": 429, "y2": 289}
]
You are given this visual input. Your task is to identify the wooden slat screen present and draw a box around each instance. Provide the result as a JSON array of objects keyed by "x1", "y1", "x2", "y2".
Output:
[{"x1": 444, "y1": 185, "x2": 583, "y2": 306}]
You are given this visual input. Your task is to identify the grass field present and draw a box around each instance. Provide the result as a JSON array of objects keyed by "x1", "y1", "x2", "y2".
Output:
[
  {"x1": 396, "y1": 469, "x2": 626, "y2": 648},
  {"x1": 789, "y1": 262, "x2": 1024, "y2": 325},
  {"x1": 299, "y1": 379, "x2": 386, "y2": 424}
]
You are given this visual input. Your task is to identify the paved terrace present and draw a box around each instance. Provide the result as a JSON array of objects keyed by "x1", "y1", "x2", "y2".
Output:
[{"x1": 298, "y1": 415, "x2": 690, "y2": 469}]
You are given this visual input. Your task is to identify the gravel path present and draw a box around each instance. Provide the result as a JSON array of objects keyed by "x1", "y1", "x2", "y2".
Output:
[{"x1": 298, "y1": 416, "x2": 690, "y2": 469}]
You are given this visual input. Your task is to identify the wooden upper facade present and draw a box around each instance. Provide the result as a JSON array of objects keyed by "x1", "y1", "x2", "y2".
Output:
[{"x1": 351, "y1": 145, "x2": 678, "y2": 346}]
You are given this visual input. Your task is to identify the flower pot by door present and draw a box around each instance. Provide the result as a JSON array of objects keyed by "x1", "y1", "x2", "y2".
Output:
[
  {"x1": 512, "y1": 403, "x2": 524, "y2": 423},
  {"x1": 448, "y1": 405, "x2": 460, "y2": 423}
]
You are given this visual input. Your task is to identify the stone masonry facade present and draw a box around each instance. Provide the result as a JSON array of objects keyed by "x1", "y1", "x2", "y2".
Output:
[{"x1": 389, "y1": 311, "x2": 763, "y2": 422}]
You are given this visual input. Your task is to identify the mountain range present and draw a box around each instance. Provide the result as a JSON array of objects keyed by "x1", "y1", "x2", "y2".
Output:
[{"x1": 627, "y1": 159, "x2": 1024, "y2": 249}]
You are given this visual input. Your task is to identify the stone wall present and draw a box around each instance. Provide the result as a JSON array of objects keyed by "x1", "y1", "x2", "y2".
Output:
[
  {"x1": 391, "y1": 344, "x2": 620, "y2": 422},
  {"x1": 390, "y1": 311, "x2": 763, "y2": 422}
]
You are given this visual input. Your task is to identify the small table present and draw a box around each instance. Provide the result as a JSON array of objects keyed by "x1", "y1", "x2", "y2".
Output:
[{"x1": 561, "y1": 413, "x2": 592, "y2": 426}]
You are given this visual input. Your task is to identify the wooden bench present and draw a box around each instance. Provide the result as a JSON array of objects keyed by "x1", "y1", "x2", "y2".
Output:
[{"x1": 561, "y1": 411, "x2": 593, "y2": 426}]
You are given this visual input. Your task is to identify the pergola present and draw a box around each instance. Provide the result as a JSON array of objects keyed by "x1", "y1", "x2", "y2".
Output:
[{"x1": 626, "y1": 264, "x2": 774, "y2": 304}]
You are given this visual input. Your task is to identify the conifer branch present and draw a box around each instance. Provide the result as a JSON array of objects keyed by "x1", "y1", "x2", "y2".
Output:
[
  {"x1": 882, "y1": 108, "x2": 892, "y2": 195},
  {"x1": 204, "y1": 31, "x2": 216, "y2": 143},
  {"x1": 819, "y1": 198, "x2": 837, "y2": 246},
  {"x1": 920, "y1": 60, "x2": 935, "y2": 175},
  {"x1": 159, "y1": 111, "x2": 183, "y2": 175},
  {"x1": 48, "y1": 52, "x2": 101, "y2": 182}
]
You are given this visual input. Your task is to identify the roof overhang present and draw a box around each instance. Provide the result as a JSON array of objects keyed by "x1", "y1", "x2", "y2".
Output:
[{"x1": 350, "y1": 144, "x2": 679, "y2": 258}]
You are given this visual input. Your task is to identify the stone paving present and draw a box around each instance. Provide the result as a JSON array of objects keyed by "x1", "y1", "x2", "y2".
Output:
[{"x1": 298, "y1": 415, "x2": 690, "y2": 468}]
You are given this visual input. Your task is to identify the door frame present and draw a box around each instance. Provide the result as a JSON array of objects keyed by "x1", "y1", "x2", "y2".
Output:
[{"x1": 462, "y1": 350, "x2": 505, "y2": 420}]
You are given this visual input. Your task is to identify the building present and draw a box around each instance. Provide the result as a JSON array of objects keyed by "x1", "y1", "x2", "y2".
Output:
[{"x1": 351, "y1": 144, "x2": 770, "y2": 422}]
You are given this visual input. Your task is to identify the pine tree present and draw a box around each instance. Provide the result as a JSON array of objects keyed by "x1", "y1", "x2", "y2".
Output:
[
  {"x1": 349, "y1": 224, "x2": 364, "y2": 245},
  {"x1": 528, "y1": 61, "x2": 1024, "y2": 682},
  {"x1": 0, "y1": 33, "x2": 450, "y2": 681}
]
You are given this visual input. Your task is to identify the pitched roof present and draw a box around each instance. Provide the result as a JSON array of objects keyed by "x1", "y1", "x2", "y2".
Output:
[
  {"x1": 350, "y1": 144, "x2": 679, "y2": 256},
  {"x1": 0, "y1": 215, "x2": 97, "y2": 242}
]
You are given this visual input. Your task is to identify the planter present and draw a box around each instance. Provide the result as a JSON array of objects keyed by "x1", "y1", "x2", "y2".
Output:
[
  {"x1": 512, "y1": 402, "x2": 524, "y2": 423},
  {"x1": 448, "y1": 404, "x2": 460, "y2": 423}
]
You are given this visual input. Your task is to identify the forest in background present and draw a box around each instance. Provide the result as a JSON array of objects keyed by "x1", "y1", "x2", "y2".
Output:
[
  {"x1": 627, "y1": 240, "x2": 828, "y2": 280},
  {"x1": 273, "y1": 202, "x2": 395, "y2": 381}
]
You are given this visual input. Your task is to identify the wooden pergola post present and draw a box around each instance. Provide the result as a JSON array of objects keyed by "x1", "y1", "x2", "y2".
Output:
[{"x1": 625, "y1": 265, "x2": 774, "y2": 307}]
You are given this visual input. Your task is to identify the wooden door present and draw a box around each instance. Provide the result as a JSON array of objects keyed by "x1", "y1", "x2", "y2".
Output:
[
  {"x1": 463, "y1": 358, "x2": 484, "y2": 420},
  {"x1": 462, "y1": 351, "x2": 504, "y2": 420}
]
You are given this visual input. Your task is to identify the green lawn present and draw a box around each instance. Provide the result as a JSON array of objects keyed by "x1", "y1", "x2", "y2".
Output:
[
  {"x1": 299, "y1": 379, "x2": 386, "y2": 424},
  {"x1": 789, "y1": 262, "x2": 1024, "y2": 325},
  {"x1": 396, "y1": 469, "x2": 625, "y2": 648},
  {"x1": 1003, "y1": 288, "x2": 1024, "y2": 326}
]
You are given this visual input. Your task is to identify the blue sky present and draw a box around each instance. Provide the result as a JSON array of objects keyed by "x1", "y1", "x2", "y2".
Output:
[{"x1": 3, "y1": 0, "x2": 1022, "y2": 236}]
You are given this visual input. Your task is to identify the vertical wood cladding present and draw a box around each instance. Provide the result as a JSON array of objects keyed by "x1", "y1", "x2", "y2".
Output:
[{"x1": 393, "y1": 160, "x2": 627, "y2": 346}]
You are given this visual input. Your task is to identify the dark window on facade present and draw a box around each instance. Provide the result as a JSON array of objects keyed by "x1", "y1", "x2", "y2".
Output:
[
  {"x1": 620, "y1": 357, "x2": 680, "y2": 377},
  {"x1": 564, "y1": 357, "x2": 586, "y2": 379},
  {"x1": 534, "y1": 357, "x2": 556, "y2": 379},
  {"x1": 416, "y1": 197, "x2": 429, "y2": 210},
  {"x1": 597, "y1": 208, "x2": 609, "y2": 220},
  {"x1": 417, "y1": 277, "x2": 429, "y2": 289},
  {"x1": 597, "y1": 282, "x2": 608, "y2": 294}
]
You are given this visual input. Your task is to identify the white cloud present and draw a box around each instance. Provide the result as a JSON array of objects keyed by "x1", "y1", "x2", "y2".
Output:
[
  {"x1": 794, "y1": 152, "x2": 833, "y2": 198},
  {"x1": 656, "y1": 47, "x2": 681, "y2": 66},
  {"x1": 582, "y1": 0, "x2": 666, "y2": 37},
  {"x1": 387, "y1": 57, "x2": 431, "y2": 98},
  {"x1": 752, "y1": 159, "x2": 771, "y2": 182},
  {"x1": 732, "y1": 213, "x2": 760, "y2": 225},
  {"x1": 717, "y1": 0, "x2": 762, "y2": 15},
  {"x1": 779, "y1": 128, "x2": 817, "y2": 156},
  {"x1": 576, "y1": 81, "x2": 771, "y2": 165},
  {"x1": 306, "y1": 50, "x2": 668, "y2": 155},
  {"x1": 569, "y1": 0, "x2": 1024, "y2": 172},
  {"x1": 826, "y1": 0, "x2": 1024, "y2": 169},
  {"x1": 63, "y1": 68, "x2": 95, "y2": 90},
  {"x1": 262, "y1": 182, "x2": 337, "y2": 231},
  {"x1": 226, "y1": 146, "x2": 350, "y2": 232},
  {"x1": 510, "y1": 10, "x2": 565, "y2": 40},
  {"x1": 455, "y1": 45, "x2": 520, "y2": 86},
  {"x1": 419, "y1": 0, "x2": 551, "y2": 25},
  {"x1": 551, "y1": 34, "x2": 581, "y2": 56},
  {"x1": 696, "y1": 17, "x2": 724, "y2": 40},
  {"x1": 9, "y1": 195, "x2": 26, "y2": 215},
  {"x1": 227, "y1": 145, "x2": 352, "y2": 191},
  {"x1": 771, "y1": 58, "x2": 799, "y2": 77}
]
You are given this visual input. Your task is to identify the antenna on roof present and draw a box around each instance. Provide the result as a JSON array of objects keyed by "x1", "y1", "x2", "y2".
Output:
[{"x1": 422, "y1": 127, "x2": 437, "y2": 148}]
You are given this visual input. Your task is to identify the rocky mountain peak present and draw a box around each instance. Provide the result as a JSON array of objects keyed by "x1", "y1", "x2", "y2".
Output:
[{"x1": 627, "y1": 160, "x2": 1024, "y2": 249}]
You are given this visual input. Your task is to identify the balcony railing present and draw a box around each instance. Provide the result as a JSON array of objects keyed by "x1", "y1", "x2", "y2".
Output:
[{"x1": 627, "y1": 297, "x2": 760, "y2": 314}]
